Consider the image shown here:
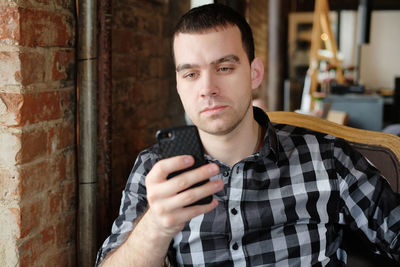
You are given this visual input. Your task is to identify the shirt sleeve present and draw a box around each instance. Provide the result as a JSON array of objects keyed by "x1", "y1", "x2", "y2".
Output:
[
  {"x1": 95, "y1": 147, "x2": 159, "y2": 266},
  {"x1": 334, "y1": 138, "x2": 400, "y2": 261}
]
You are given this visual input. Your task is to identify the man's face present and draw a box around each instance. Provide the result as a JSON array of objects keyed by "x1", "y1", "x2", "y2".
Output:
[{"x1": 173, "y1": 26, "x2": 256, "y2": 136}]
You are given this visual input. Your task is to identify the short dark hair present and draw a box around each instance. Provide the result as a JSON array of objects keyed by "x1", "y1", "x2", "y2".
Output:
[{"x1": 173, "y1": 3, "x2": 255, "y2": 63}]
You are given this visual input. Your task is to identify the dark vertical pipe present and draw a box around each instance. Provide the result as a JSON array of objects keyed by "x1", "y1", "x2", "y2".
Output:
[
  {"x1": 77, "y1": 0, "x2": 97, "y2": 265},
  {"x1": 97, "y1": 0, "x2": 112, "y2": 250},
  {"x1": 268, "y1": 0, "x2": 285, "y2": 111}
]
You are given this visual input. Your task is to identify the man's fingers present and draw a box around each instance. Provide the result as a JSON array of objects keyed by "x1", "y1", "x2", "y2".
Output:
[
  {"x1": 153, "y1": 178, "x2": 223, "y2": 214},
  {"x1": 171, "y1": 199, "x2": 220, "y2": 225},
  {"x1": 150, "y1": 198, "x2": 220, "y2": 230},
  {"x1": 168, "y1": 163, "x2": 219, "y2": 192},
  {"x1": 172, "y1": 178, "x2": 224, "y2": 207},
  {"x1": 147, "y1": 155, "x2": 194, "y2": 183},
  {"x1": 147, "y1": 162, "x2": 221, "y2": 207},
  {"x1": 145, "y1": 155, "x2": 223, "y2": 233}
]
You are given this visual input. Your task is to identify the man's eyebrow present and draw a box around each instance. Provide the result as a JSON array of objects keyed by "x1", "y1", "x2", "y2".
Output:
[
  {"x1": 175, "y1": 55, "x2": 240, "y2": 73},
  {"x1": 176, "y1": 63, "x2": 199, "y2": 73},
  {"x1": 211, "y1": 55, "x2": 240, "y2": 65}
]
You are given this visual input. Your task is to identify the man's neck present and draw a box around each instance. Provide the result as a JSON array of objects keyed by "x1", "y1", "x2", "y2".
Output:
[{"x1": 199, "y1": 108, "x2": 260, "y2": 167}]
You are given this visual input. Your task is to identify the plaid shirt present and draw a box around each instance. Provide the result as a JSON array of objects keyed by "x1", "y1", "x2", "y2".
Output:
[{"x1": 96, "y1": 108, "x2": 400, "y2": 266}]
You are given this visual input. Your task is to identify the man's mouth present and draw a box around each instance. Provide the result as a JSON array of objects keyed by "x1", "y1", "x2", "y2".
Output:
[{"x1": 200, "y1": 105, "x2": 227, "y2": 114}]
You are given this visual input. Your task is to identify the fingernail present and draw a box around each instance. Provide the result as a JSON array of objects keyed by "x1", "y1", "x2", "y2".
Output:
[
  {"x1": 215, "y1": 180, "x2": 223, "y2": 189},
  {"x1": 208, "y1": 164, "x2": 219, "y2": 174},
  {"x1": 212, "y1": 199, "x2": 219, "y2": 207},
  {"x1": 183, "y1": 156, "x2": 193, "y2": 165}
]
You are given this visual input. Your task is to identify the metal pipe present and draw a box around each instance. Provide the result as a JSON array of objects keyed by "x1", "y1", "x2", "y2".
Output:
[
  {"x1": 77, "y1": 0, "x2": 97, "y2": 265},
  {"x1": 97, "y1": 0, "x2": 112, "y2": 249},
  {"x1": 268, "y1": 0, "x2": 285, "y2": 111}
]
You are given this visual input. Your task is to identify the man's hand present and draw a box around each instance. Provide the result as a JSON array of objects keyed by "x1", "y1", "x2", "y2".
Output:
[
  {"x1": 101, "y1": 155, "x2": 223, "y2": 267},
  {"x1": 144, "y1": 155, "x2": 223, "y2": 238}
]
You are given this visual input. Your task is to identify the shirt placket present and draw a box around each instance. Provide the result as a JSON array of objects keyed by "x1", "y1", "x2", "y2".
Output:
[{"x1": 227, "y1": 163, "x2": 247, "y2": 267}]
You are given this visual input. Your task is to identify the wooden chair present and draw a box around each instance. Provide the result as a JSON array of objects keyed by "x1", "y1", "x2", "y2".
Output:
[{"x1": 268, "y1": 111, "x2": 400, "y2": 267}]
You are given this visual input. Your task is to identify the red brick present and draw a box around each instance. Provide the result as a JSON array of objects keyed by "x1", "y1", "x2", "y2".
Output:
[
  {"x1": 16, "y1": 127, "x2": 48, "y2": 164},
  {"x1": 0, "y1": 7, "x2": 20, "y2": 44},
  {"x1": 48, "y1": 190, "x2": 62, "y2": 215},
  {"x1": 147, "y1": 100, "x2": 169, "y2": 122},
  {"x1": 128, "y1": 106, "x2": 148, "y2": 128},
  {"x1": 57, "y1": 122, "x2": 75, "y2": 150},
  {"x1": 47, "y1": 127, "x2": 56, "y2": 154},
  {"x1": 19, "y1": 51, "x2": 47, "y2": 85},
  {"x1": 41, "y1": 225, "x2": 55, "y2": 244},
  {"x1": 126, "y1": 80, "x2": 146, "y2": 106},
  {"x1": 158, "y1": 57, "x2": 173, "y2": 78},
  {"x1": 54, "y1": 0, "x2": 75, "y2": 10},
  {"x1": 55, "y1": 212, "x2": 76, "y2": 249},
  {"x1": 52, "y1": 49, "x2": 75, "y2": 81},
  {"x1": 132, "y1": 34, "x2": 159, "y2": 57},
  {"x1": 19, "y1": 228, "x2": 56, "y2": 267},
  {"x1": 136, "y1": 56, "x2": 153, "y2": 80},
  {"x1": 22, "y1": 0, "x2": 74, "y2": 10},
  {"x1": 112, "y1": 29, "x2": 135, "y2": 54},
  {"x1": 124, "y1": 129, "x2": 147, "y2": 153},
  {"x1": 44, "y1": 181, "x2": 76, "y2": 218},
  {"x1": 64, "y1": 148, "x2": 76, "y2": 180},
  {"x1": 23, "y1": 0, "x2": 52, "y2": 7},
  {"x1": 61, "y1": 180, "x2": 76, "y2": 212},
  {"x1": 20, "y1": 199, "x2": 42, "y2": 238},
  {"x1": 112, "y1": 54, "x2": 137, "y2": 80},
  {"x1": 19, "y1": 8, "x2": 74, "y2": 47},
  {"x1": 21, "y1": 91, "x2": 61, "y2": 125},
  {"x1": 19, "y1": 157, "x2": 65, "y2": 198},
  {"x1": 19, "y1": 234, "x2": 40, "y2": 267},
  {"x1": 0, "y1": 1, "x2": 78, "y2": 267},
  {"x1": 114, "y1": 6, "x2": 161, "y2": 34},
  {"x1": 57, "y1": 153, "x2": 68, "y2": 180},
  {"x1": 45, "y1": 247, "x2": 75, "y2": 267},
  {"x1": 60, "y1": 89, "x2": 75, "y2": 122},
  {"x1": 47, "y1": 122, "x2": 74, "y2": 154},
  {"x1": 141, "y1": 79, "x2": 167, "y2": 104}
]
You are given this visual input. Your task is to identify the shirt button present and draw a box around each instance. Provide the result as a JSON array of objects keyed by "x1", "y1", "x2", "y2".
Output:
[
  {"x1": 223, "y1": 171, "x2": 229, "y2": 177},
  {"x1": 231, "y1": 208, "x2": 237, "y2": 215},
  {"x1": 232, "y1": 243, "x2": 239, "y2": 250}
]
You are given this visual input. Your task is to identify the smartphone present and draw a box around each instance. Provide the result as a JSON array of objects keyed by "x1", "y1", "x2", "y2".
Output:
[{"x1": 156, "y1": 125, "x2": 212, "y2": 205}]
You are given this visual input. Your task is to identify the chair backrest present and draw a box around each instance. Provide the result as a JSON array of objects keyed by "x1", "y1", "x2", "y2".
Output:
[{"x1": 267, "y1": 111, "x2": 400, "y2": 267}]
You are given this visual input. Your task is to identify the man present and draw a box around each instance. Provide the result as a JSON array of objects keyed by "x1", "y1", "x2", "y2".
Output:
[{"x1": 97, "y1": 4, "x2": 400, "y2": 266}]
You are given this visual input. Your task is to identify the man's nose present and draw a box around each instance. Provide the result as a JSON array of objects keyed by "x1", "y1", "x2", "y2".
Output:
[{"x1": 199, "y1": 71, "x2": 219, "y2": 97}]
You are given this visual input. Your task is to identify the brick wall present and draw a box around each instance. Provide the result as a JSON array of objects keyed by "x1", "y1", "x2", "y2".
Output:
[
  {"x1": 97, "y1": 0, "x2": 189, "y2": 247},
  {"x1": 0, "y1": 1, "x2": 76, "y2": 266}
]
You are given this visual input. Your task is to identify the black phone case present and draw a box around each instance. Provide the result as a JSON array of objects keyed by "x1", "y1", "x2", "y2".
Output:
[{"x1": 156, "y1": 125, "x2": 212, "y2": 205}]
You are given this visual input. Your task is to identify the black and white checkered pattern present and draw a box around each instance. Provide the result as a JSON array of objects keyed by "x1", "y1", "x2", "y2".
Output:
[{"x1": 96, "y1": 108, "x2": 400, "y2": 266}]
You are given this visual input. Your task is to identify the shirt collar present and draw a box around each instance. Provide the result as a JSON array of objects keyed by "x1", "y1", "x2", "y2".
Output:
[{"x1": 253, "y1": 106, "x2": 280, "y2": 162}]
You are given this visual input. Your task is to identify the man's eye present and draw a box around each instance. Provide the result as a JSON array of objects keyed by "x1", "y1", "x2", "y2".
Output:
[
  {"x1": 183, "y1": 72, "x2": 198, "y2": 79},
  {"x1": 218, "y1": 67, "x2": 233, "y2": 73}
]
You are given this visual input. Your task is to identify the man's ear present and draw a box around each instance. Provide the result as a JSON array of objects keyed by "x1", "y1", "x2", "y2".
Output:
[{"x1": 250, "y1": 57, "x2": 264, "y2": 89}]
